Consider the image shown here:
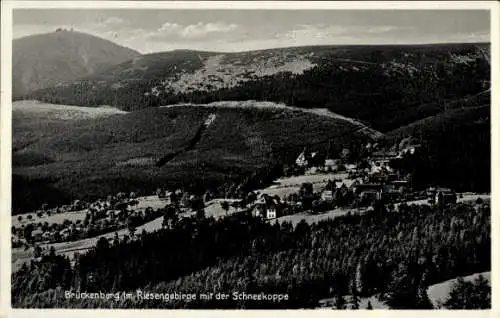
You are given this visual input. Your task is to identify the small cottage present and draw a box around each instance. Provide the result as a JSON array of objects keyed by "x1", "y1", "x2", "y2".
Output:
[
  {"x1": 435, "y1": 188, "x2": 457, "y2": 206},
  {"x1": 253, "y1": 195, "x2": 280, "y2": 219},
  {"x1": 321, "y1": 190, "x2": 334, "y2": 203},
  {"x1": 31, "y1": 229, "x2": 43, "y2": 241}
]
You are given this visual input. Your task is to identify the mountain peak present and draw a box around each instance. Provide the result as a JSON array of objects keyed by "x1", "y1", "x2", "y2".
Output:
[{"x1": 13, "y1": 31, "x2": 140, "y2": 97}]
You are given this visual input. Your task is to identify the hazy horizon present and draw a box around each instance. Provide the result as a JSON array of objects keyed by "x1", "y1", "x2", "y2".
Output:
[{"x1": 13, "y1": 9, "x2": 490, "y2": 54}]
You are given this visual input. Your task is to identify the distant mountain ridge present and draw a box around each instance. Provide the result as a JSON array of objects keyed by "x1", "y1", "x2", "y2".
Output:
[
  {"x1": 13, "y1": 30, "x2": 140, "y2": 97},
  {"x1": 26, "y1": 42, "x2": 490, "y2": 132}
]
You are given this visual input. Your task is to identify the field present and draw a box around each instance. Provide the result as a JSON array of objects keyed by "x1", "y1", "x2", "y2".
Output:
[
  {"x1": 426, "y1": 271, "x2": 491, "y2": 308},
  {"x1": 135, "y1": 195, "x2": 169, "y2": 211},
  {"x1": 204, "y1": 199, "x2": 243, "y2": 219},
  {"x1": 11, "y1": 195, "x2": 166, "y2": 228},
  {"x1": 12, "y1": 210, "x2": 87, "y2": 227},
  {"x1": 394, "y1": 194, "x2": 490, "y2": 210},
  {"x1": 256, "y1": 172, "x2": 349, "y2": 197},
  {"x1": 271, "y1": 208, "x2": 357, "y2": 227},
  {"x1": 13, "y1": 100, "x2": 127, "y2": 120}
]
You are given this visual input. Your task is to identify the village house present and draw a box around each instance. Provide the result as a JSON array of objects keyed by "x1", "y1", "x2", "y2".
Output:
[
  {"x1": 396, "y1": 137, "x2": 422, "y2": 156},
  {"x1": 59, "y1": 228, "x2": 71, "y2": 240},
  {"x1": 426, "y1": 187, "x2": 457, "y2": 205},
  {"x1": 399, "y1": 145, "x2": 419, "y2": 156},
  {"x1": 324, "y1": 158, "x2": 341, "y2": 171},
  {"x1": 390, "y1": 180, "x2": 409, "y2": 194},
  {"x1": 435, "y1": 188, "x2": 457, "y2": 206},
  {"x1": 321, "y1": 190, "x2": 334, "y2": 203},
  {"x1": 31, "y1": 228, "x2": 43, "y2": 241},
  {"x1": 41, "y1": 231, "x2": 53, "y2": 241},
  {"x1": 371, "y1": 151, "x2": 399, "y2": 165},
  {"x1": 158, "y1": 190, "x2": 175, "y2": 205},
  {"x1": 353, "y1": 183, "x2": 383, "y2": 204},
  {"x1": 295, "y1": 149, "x2": 310, "y2": 168},
  {"x1": 106, "y1": 209, "x2": 122, "y2": 219},
  {"x1": 309, "y1": 151, "x2": 326, "y2": 168},
  {"x1": 253, "y1": 195, "x2": 280, "y2": 219},
  {"x1": 426, "y1": 187, "x2": 437, "y2": 197},
  {"x1": 295, "y1": 148, "x2": 327, "y2": 170},
  {"x1": 345, "y1": 163, "x2": 358, "y2": 172},
  {"x1": 71, "y1": 200, "x2": 84, "y2": 211}
]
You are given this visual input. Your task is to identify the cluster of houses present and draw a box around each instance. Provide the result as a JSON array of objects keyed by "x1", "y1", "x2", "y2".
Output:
[
  {"x1": 13, "y1": 138, "x2": 460, "y2": 247},
  {"x1": 12, "y1": 191, "x2": 164, "y2": 246},
  {"x1": 248, "y1": 140, "x2": 456, "y2": 220}
]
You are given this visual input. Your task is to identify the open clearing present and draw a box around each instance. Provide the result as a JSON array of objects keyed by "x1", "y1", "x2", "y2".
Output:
[
  {"x1": 427, "y1": 271, "x2": 491, "y2": 308},
  {"x1": 256, "y1": 172, "x2": 355, "y2": 198},
  {"x1": 12, "y1": 210, "x2": 88, "y2": 227},
  {"x1": 12, "y1": 195, "x2": 166, "y2": 228},
  {"x1": 271, "y1": 208, "x2": 359, "y2": 226},
  {"x1": 204, "y1": 199, "x2": 243, "y2": 219},
  {"x1": 395, "y1": 194, "x2": 490, "y2": 210},
  {"x1": 256, "y1": 172, "x2": 349, "y2": 198},
  {"x1": 135, "y1": 195, "x2": 169, "y2": 211},
  {"x1": 13, "y1": 100, "x2": 127, "y2": 120},
  {"x1": 274, "y1": 172, "x2": 348, "y2": 187}
]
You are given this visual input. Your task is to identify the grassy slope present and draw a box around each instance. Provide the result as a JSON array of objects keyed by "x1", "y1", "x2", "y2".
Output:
[{"x1": 12, "y1": 103, "x2": 373, "y2": 214}]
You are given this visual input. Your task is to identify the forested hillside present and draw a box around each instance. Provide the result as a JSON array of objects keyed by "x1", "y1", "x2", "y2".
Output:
[
  {"x1": 12, "y1": 103, "x2": 373, "y2": 214},
  {"x1": 12, "y1": 202, "x2": 490, "y2": 308},
  {"x1": 13, "y1": 42, "x2": 491, "y2": 212},
  {"x1": 386, "y1": 105, "x2": 490, "y2": 192},
  {"x1": 26, "y1": 43, "x2": 490, "y2": 132}
]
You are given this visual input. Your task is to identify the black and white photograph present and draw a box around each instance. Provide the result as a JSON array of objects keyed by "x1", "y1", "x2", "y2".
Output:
[{"x1": 3, "y1": 1, "x2": 497, "y2": 311}]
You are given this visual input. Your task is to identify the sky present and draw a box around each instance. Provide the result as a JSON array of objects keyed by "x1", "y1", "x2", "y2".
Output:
[{"x1": 13, "y1": 9, "x2": 491, "y2": 53}]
